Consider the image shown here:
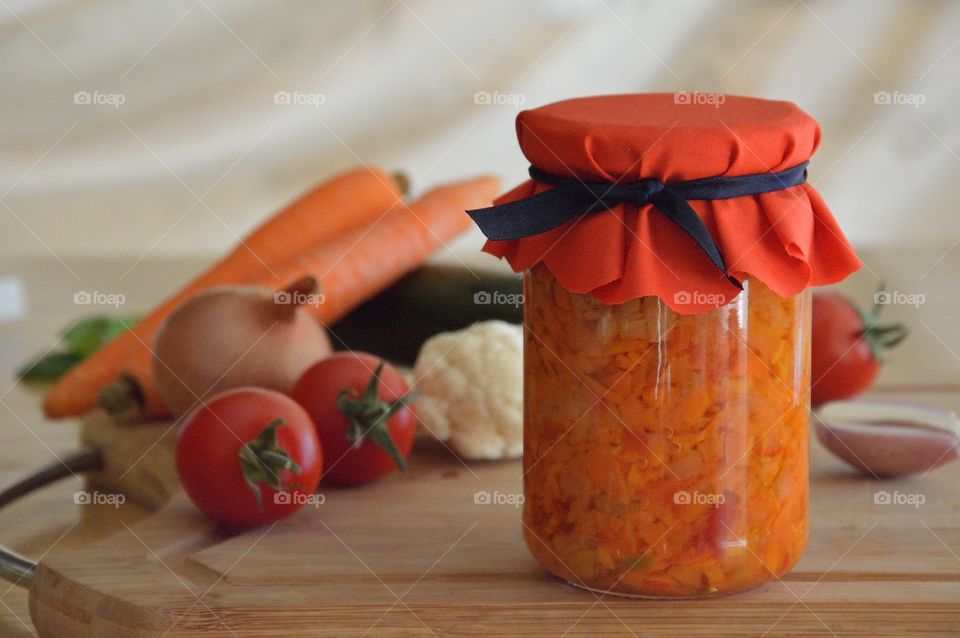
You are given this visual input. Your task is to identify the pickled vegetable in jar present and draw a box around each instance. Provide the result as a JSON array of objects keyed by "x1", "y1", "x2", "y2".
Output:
[{"x1": 468, "y1": 94, "x2": 861, "y2": 598}]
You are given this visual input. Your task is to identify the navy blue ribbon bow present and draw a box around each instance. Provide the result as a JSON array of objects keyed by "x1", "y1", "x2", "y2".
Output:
[{"x1": 467, "y1": 162, "x2": 809, "y2": 290}]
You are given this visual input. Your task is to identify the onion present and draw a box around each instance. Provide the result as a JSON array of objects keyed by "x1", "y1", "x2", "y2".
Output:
[
  {"x1": 153, "y1": 277, "x2": 331, "y2": 418},
  {"x1": 814, "y1": 400, "x2": 960, "y2": 478}
]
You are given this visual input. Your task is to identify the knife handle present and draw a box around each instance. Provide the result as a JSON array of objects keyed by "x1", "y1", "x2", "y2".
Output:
[{"x1": 0, "y1": 448, "x2": 103, "y2": 587}]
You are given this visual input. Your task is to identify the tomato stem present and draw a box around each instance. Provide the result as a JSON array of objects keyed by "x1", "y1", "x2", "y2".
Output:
[
  {"x1": 335, "y1": 363, "x2": 417, "y2": 471},
  {"x1": 237, "y1": 418, "x2": 302, "y2": 511},
  {"x1": 859, "y1": 283, "x2": 909, "y2": 364}
]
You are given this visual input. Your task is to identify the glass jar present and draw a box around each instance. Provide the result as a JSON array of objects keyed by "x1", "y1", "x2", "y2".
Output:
[{"x1": 522, "y1": 263, "x2": 811, "y2": 598}]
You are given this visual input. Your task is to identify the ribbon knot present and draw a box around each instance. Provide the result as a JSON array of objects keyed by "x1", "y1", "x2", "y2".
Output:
[
  {"x1": 468, "y1": 161, "x2": 810, "y2": 291},
  {"x1": 617, "y1": 178, "x2": 664, "y2": 205}
]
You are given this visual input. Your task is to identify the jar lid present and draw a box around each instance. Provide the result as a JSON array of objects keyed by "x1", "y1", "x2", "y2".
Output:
[{"x1": 480, "y1": 93, "x2": 861, "y2": 312}]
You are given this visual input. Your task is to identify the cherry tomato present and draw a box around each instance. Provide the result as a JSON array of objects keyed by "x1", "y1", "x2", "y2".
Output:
[
  {"x1": 811, "y1": 292, "x2": 907, "y2": 406},
  {"x1": 176, "y1": 387, "x2": 322, "y2": 528},
  {"x1": 290, "y1": 352, "x2": 416, "y2": 486}
]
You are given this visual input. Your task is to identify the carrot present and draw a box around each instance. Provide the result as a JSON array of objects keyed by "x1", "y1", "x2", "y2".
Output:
[
  {"x1": 120, "y1": 174, "x2": 500, "y2": 418},
  {"x1": 44, "y1": 167, "x2": 406, "y2": 420},
  {"x1": 268, "y1": 174, "x2": 499, "y2": 320}
]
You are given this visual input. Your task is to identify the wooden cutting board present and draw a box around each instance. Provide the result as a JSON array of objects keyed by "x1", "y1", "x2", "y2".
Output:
[{"x1": 26, "y1": 427, "x2": 960, "y2": 637}]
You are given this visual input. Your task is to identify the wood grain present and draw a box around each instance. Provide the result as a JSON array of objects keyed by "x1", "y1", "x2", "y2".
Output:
[{"x1": 25, "y1": 438, "x2": 960, "y2": 637}]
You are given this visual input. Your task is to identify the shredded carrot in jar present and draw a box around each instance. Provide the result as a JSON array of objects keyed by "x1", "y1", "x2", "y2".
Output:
[{"x1": 522, "y1": 264, "x2": 810, "y2": 598}]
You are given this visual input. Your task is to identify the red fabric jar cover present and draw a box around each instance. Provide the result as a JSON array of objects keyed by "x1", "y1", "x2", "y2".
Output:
[{"x1": 482, "y1": 93, "x2": 861, "y2": 313}]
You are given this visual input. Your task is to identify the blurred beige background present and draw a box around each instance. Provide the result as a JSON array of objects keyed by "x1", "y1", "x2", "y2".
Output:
[
  {"x1": 1, "y1": 0, "x2": 959, "y2": 390},
  {"x1": 1, "y1": 0, "x2": 958, "y2": 262}
]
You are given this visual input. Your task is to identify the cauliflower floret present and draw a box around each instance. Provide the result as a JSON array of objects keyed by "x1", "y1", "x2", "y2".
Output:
[{"x1": 413, "y1": 320, "x2": 523, "y2": 460}]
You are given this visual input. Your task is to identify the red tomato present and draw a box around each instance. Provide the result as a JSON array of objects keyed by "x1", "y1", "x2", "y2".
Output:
[
  {"x1": 811, "y1": 292, "x2": 907, "y2": 406},
  {"x1": 290, "y1": 352, "x2": 416, "y2": 486},
  {"x1": 176, "y1": 387, "x2": 322, "y2": 528}
]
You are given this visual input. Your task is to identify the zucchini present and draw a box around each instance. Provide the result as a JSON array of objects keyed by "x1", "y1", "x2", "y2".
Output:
[{"x1": 329, "y1": 265, "x2": 522, "y2": 366}]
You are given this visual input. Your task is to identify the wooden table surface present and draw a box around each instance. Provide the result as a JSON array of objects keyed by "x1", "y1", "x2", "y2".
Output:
[{"x1": 1, "y1": 250, "x2": 959, "y2": 636}]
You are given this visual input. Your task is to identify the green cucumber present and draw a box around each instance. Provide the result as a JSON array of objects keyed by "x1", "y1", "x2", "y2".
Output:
[{"x1": 329, "y1": 265, "x2": 522, "y2": 366}]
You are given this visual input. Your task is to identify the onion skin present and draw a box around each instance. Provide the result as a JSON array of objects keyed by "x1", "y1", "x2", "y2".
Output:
[
  {"x1": 815, "y1": 400, "x2": 960, "y2": 478},
  {"x1": 153, "y1": 277, "x2": 331, "y2": 418}
]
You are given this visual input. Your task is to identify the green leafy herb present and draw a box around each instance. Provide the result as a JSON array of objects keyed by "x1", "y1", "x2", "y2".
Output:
[
  {"x1": 17, "y1": 316, "x2": 138, "y2": 382},
  {"x1": 18, "y1": 352, "x2": 85, "y2": 381},
  {"x1": 62, "y1": 317, "x2": 136, "y2": 357}
]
